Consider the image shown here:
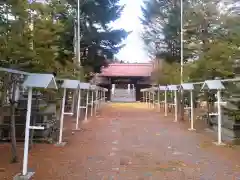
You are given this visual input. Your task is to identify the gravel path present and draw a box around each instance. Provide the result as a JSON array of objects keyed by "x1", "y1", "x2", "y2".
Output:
[{"x1": 1, "y1": 103, "x2": 240, "y2": 180}]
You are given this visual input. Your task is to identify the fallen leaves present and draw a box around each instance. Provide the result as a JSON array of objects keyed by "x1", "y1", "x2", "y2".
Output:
[
  {"x1": 120, "y1": 156, "x2": 132, "y2": 166},
  {"x1": 109, "y1": 152, "x2": 116, "y2": 157},
  {"x1": 112, "y1": 140, "x2": 119, "y2": 145},
  {"x1": 172, "y1": 151, "x2": 183, "y2": 155},
  {"x1": 111, "y1": 167, "x2": 120, "y2": 173},
  {"x1": 110, "y1": 103, "x2": 148, "y2": 109},
  {"x1": 199, "y1": 141, "x2": 213, "y2": 148}
]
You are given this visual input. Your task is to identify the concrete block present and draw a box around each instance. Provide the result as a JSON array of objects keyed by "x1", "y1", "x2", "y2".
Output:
[
  {"x1": 13, "y1": 171, "x2": 35, "y2": 180},
  {"x1": 54, "y1": 142, "x2": 67, "y2": 147}
]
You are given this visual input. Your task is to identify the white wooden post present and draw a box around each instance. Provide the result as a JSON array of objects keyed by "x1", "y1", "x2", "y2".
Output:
[
  {"x1": 95, "y1": 90, "x2": 98, "y2": 115},
  {"x1": 97, "y1": 90, "x2": 100, "y2": 109},
  {"x1": 98, "y1": 90, "x2": 100, "y2": 108},
  {"x1": 164, "y1": 90, "x2": 167, "y2": 116},
  {"x1": 217, "y1": 90, "x2": 223, "y2": 145},
  {"x1": 71, "y1": 91, "x2": 75, "y2": 115},
  {"x1": 85, "y1": 89, "x2": 89, "y2": 121},
  {"x1": 104, "y1": 90, "x2": 106, "y2": 102},
  {"x1": 112, "y1": 84, "x2": 115, "y2": 95},
  {"x1": 144, "y1": 91, "x2": 146, "y2": 103},
  {"x1": 150, "y1": 91, "x2": 152, "y2": 108},
  {"x1": 98, "y1": 89, "x2": 100, "y2": 108},
  {"x1": 152, "y1": 91, "x2": 155, "y2": 108},
  {"x1": 100, "y1": 89, "x2": 102, "y2": 106},
  {"x1": 151, "y1": 91, "x2": 153, "y2": 108},
  {"x1": 147, "y1": 91, "x2": 148, "y2": 104},
  {"x1": 99, "y1": 90, "x2": 101, "y2": 108},
  {"x1": 150, "y1": 91, "x2": 152, "y2": 107},
  {"x1": 16, "y1": 73, "x2": 57, "y2": 179},
  {"x1": 100, "y1": 90, "x2": 102, "y2": 107},
  {"x1": 75, "y1": 89, "x2": 81, "y2": 130},
  {"x1": 142, "y1": 91, "x2": 144, "y2": 103},
  {"x1": 157, "y1": 88, "x2": 160, "y2": 110},
  {"x1": 103, "y1": 90, "x2": 105, "y2": 102},
  {"x1": 15, "y1": 84, "x2": 20, "y2": 102},
  {"x1": 91, "y1": 90, "x2": 94, "y2": 116},
  {"x1": 149, "y1": 91, "x2": 151, "y2": 107},
  {"x1": 59, "y1": 88, "x2": 66, "y2": 144},
  {"x1": 146, "y1": 91, "x2": 147, "y2": 105},
  {"x1": 22, "y1": 87, "x2": 32, "y2": 176},
  {"x1": 102, "y1": 90, "x2": 104, "y2": 103},
  {"x1": 143, "y1": 92, "x2": 145, "y2": 103},
  {"x1": 145, "y1": 92, "x2": 148, "y2": 104},
  {"x1": 101, "y1": 90, "x2": 103, "y2": 106},
  {"x1": 102, "y1": 90, "x2": 104, "y2": 104},
  {"x1": 174, "y1": 90, "x2": 178, "y2": 122},
  {"x1": 148, "y1": 91, "x2": 150, "y2": 107},
  {"x1": 188, "y1": 90, "x2": 196, "y2": 130},
  {"x1": 97, "y1": 90, "x2": 99, "y2": 108},
  {"x1": 100, "y1": 90, "x2": 103, "y2": 107}
]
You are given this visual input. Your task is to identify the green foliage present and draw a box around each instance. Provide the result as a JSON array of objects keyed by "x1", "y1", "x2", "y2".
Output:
[
  {"x1": 0, "y1": 0, "x2": 128, "y2": 79},
  {"x1": 184, "y1": 0, "x2": 240, "y2": 80},
  {"x1": 151, "y1": 61, "x2": 180, "y2": 84},
  {"x1": 68, "y1": 0, "x2": 128, "y2": 79},
  {"x1": 141, "y1": 0, "x2": 181, "y2": 63},
  {"x1": 143, "y1": 0, "x2": 240, "y2": 84}
]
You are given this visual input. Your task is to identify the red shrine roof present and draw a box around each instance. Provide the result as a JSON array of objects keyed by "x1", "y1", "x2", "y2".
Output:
[{"x1": 100, "y1": 63, "x2": 153, "y2": 77}]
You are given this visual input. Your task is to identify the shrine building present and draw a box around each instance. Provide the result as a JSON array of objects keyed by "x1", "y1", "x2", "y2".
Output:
[{"x1": 93, "y1": 63, "x2": 153, "y2": 102}]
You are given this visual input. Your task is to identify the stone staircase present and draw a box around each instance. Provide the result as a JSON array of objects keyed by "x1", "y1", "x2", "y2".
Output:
[{"x1": 111, "y1": 88, "x2": 136, "y2": 102}]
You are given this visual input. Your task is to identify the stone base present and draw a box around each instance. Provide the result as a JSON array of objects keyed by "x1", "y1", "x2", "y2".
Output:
[
  {"x1": 13, "y1": 171, "x2": 35, "y2": 180},
  {"x1": 72, "y1": 128, "x2": 81, "y2": 131},
  {"x1": 212, "y1": 125, "x2": 240, "y2": 142},
  {"x1": 213, "y1": 142, "x2": 226, "y2": 146},
  {"x1": 54, "y1": 142, "x2": 67, "y2": 147},
  {"x1": 188, "y1": 128, "x2": 196, "y2": 131},
  {"x1": 205, "y1": 127, "x2": 240, "y2": 144},
  {"x1": 82, "y1": 120, "x2": 89, "y2": 124}
]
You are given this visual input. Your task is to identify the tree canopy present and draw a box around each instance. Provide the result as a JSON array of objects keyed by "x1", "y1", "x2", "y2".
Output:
[
  {"x1": 141, "y1": 0, "x2": 181, "y2": 63},
  {"x1": 141, "y1": 0, "x2": 240, "y2": 84},
  {"x1": 0, "y1": 0, "x2": 128, "y2": 79}
]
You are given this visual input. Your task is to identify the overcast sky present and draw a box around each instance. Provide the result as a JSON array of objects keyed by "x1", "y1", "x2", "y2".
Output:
[{"x1": 111, "y1": 0, "x2": 150, "y2": 63}]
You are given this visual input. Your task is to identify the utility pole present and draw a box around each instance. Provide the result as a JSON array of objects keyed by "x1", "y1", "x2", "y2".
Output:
[
  {"x1": 180, "y1": 0, "x2": 183, "y2": 83},
  {"x1": 77, "y1": 0, "x2": 81, "y2": 67},
  {"x1": 180, "y1": 0, "x2": 184, "y2": 121}
]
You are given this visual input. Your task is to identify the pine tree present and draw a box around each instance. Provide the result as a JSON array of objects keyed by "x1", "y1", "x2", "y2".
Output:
[
  {"x1": 141, "y1": 0, "x2": 181, "y2": 63},
  {"x1": 68, "y1": 0, "x2": 128, "y2": 79}
]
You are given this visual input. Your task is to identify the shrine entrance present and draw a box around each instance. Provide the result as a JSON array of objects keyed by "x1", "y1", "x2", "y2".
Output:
[
  {"x1": 111, "y1": 77, "x2": 135, "y2": 89},
  {"x1": 94, "y1": 63, "x2": 153, "y2": 102}
]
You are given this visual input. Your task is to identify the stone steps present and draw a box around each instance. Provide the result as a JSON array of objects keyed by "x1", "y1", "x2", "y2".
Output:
[{"x1": 111, "y1": 89, "x2": 136, "y2": 102}]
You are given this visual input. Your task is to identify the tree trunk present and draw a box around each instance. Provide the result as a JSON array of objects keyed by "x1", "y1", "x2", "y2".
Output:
[
  {"x1": 180, "y1": 90, "x2": 184, "y2": 121},
  {"x1": 0, "y1": 73, "x2": 9, "y2": 139},
  {"x1": 10, "y1": 76, "x2": 18, "y2": 163}
]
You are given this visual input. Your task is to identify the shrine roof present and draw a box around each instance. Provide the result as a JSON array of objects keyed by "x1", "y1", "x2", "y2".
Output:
[{"x1": 99, "y1": 63, "x2": 153, "y2": 77}]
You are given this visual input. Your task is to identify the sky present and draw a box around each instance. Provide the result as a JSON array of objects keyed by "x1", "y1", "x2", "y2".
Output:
[{"x1": 111, "y1": 0, "x2": 150, "y2": 63}]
